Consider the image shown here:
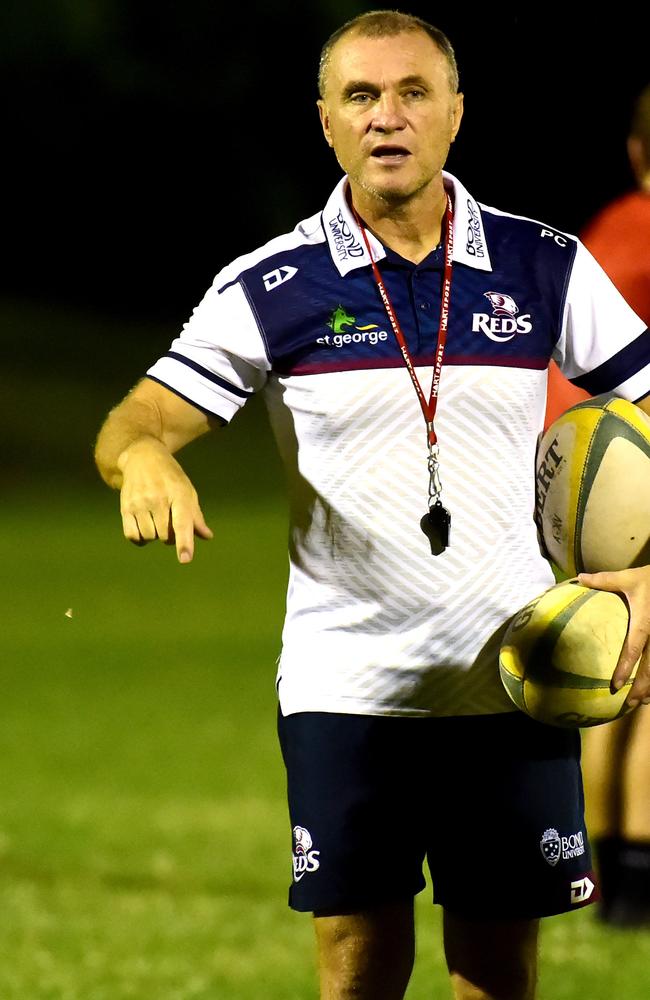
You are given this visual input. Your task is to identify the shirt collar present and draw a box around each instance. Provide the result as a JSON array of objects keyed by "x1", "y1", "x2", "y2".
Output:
[{"x1": 322, "y1": 171, "x2": 493, "y2": 276}]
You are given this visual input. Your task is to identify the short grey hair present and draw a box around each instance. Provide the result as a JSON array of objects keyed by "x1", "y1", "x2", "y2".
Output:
[{"x1": 318, "y1": 9, "x2": 460, "y2": 99}]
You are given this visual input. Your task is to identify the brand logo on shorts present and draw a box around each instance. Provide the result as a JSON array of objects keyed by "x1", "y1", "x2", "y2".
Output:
[
  {"x1": 540, "y1": 827, "x2": 586, "y2": 866},
  {"x1": 570, "y1": 875, "x2": 595, "y2": 904},
  {"x1": 292, "y1": 825, "x2": 321, "y2": 882}
]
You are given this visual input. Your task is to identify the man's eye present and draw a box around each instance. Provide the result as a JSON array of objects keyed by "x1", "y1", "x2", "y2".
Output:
[
  {"x1": 406, "y1": 89, "x2": 425, "y2": 99},
  {"x1": 350, "y1": 93, "x2": 373, "y2": 104}
]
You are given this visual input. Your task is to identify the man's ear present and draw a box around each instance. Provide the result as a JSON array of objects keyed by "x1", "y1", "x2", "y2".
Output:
[
  {"x1": 317, "y1": 100, "x2": 334, "y2": 148},
  {"x1": 450, "y1": 92, "x2": 464, "y2": 143}
]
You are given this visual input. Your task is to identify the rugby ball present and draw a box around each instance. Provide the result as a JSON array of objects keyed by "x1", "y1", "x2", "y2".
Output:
[
  {"x1": 499, "y1": 578, "x2": 638, "y2": 728},
  {"x1": 536, "y1": 394, "x2": 650, "y2": 576}
]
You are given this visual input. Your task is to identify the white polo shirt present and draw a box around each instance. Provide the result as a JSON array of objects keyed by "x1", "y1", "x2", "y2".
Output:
[{"x1": 147, "y1": 172, "x2": 650, "y2": 717}]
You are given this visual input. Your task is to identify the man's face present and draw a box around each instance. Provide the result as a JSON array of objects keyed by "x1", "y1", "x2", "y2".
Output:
[{"x1": 318, "y1": 30, "x2": 463, "y2": 206}]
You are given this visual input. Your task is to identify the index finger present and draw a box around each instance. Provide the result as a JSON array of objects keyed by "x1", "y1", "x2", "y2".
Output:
[{"x1": 170, "y1": 503, "x2": 196, "y2": 563}]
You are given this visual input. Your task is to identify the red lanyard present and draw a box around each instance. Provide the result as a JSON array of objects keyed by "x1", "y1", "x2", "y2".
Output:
[{"x1": 352, "y1": 191, "x2": 454, "y2": 448}]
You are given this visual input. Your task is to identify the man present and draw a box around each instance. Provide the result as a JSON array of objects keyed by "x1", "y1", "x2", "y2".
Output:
[{"x1": 95, "y1": 12, "x2": 650, "y2": 1000}]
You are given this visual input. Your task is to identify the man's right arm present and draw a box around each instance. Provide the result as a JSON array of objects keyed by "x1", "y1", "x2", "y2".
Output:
[{"x1": 95, "y1": 377, "x2": 217, "y2": 563}]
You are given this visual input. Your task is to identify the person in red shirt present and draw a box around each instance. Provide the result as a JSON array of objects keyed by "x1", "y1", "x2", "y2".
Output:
[
  {"x1": 544, "y1": 84, "x2": 650, "y2": 431},
  {"x1": 582, "y1": 84, "x2": 650, "y2": 327},
  {"x1": 577, "y1": 83, "x2": 650, "y2": 927}
]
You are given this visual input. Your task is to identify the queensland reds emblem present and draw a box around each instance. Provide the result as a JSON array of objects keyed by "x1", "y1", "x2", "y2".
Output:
[
  {"x1": 540, "y1": 828, "x2": 562, "y2": 867},
  {"x1": 292, "y1": 825, "x2": 321, "y2": 882},
  {"x1": 483, "y1": 291, "x2": 520, "y2": 317},
  {"x1": 472, "y1": 291, "x2": 532, "y2": 342}
]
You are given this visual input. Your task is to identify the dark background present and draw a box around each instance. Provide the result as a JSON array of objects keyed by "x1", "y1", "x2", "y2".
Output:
[
  {"x1": 3, "y1": 1, "x2": 645, "y2": 320},
  {"x1": 1, "y1": 1, "x2": 645, "y2": 489}
]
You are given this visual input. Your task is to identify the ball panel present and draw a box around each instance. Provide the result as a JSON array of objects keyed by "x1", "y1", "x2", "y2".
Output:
[
  {"x1": 499, "y1": 580, "x2": 638, "y2": 728},
  {"x1": 536, "y1": 412, "x2": 599, "y2": 575},
  {"x1": 538, "y1": 589, "x2": 628, "y2": 683},
  {"x1": 523, "y1": 679, "x2": 632, "y2": 728},
  {"x1": 536, "y1": 394, "x2": 650, "y2": 575},
  {"x1": 499, "y1": 660, "x2": 525, "y2": 711},
  {"x1": 522, "y1": 587, "x2": 595, "y2": 686},
  {"x1": 604, "y1": 395, "x2": 650, "y2": 436},
  {"x1": 576, "y1": 407, "x2": 650, "y2": 571},
  {"x1": 582, "y1": 437, "x2": 650, "y2": 570}
]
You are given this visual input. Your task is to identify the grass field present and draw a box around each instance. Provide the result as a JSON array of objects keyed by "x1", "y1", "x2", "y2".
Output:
[
  {"x1": 3, "y1": 487, "x2": 650, "y2": 998},
  {"x1": 2, "y1": 300, "x2": 649, "y2": 996}
]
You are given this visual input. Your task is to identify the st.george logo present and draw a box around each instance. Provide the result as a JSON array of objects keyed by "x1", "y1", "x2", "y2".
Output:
[
  {"x1": 472, "y1": 291, "x2": 533, "y2": 342},
  {"x1": 327, "y1": 305, "x2": 359, "y2": 335},
  {"x1": 263, "y1": 265, "x2": 298, "y2": 291},
  {"x1": 316, "y1": 305, "x2": 389, "y2": 348}
]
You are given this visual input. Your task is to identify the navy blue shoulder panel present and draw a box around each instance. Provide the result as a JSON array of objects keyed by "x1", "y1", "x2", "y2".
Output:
[
  {"x1": 234, "y1": 210, "x2": 579, "y2": 376},
  {"x1": 235, "y1": 240, "x2": 405, "y2": 375},
  {"x1": 446, "y1": 208, "x2": 578, "y2": 367}
]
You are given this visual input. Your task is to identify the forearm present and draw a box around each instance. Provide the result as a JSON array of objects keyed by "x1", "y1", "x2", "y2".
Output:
[
  {"x1": 95, "y1": 379, "x2": 213, "y2": 490},
  {"x1": 95, "y1": 391, "x2": 167, "y2": 490}
]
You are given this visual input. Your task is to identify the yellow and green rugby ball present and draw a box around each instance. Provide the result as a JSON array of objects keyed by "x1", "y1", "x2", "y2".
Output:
[
  {"x1": 536, "y1": 393, "x2": 650, "y2": 576},
  {"x1": 499, "y1": 578, "x2": 638, "y2": 728}
]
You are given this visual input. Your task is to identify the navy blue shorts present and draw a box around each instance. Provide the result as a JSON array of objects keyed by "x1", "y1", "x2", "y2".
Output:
[{"x1": 277, "y1": 710, "x2": 599, "y2": 920}]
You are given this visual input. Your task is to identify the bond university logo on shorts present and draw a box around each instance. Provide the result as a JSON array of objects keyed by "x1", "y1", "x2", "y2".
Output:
[
  {"x1": 292, "y1": 826, "x2": 320, "y2": 882},
  {"x1": 316, "y1": 306, "x2": 389, "y2": 349},
  {"x1": 472, "y1": 291, "x2": 533, "y2": 342},
  {"x1": 540, "y1": 828, "x2": 586, "y2": 866},
  {"x1": 540, "y1": 828, "x2": 561, "y2": 866}
]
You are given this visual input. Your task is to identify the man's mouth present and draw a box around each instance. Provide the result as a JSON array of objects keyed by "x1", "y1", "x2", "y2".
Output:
[{"x1": 370, "y1": 145, "x2": 411, "y2": 163}]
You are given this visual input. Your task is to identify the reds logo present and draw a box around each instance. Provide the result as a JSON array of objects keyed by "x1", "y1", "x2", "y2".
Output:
[
  {"x1": 472, "y1": 291, "x2": 533, "y2": 342},
  {"x1": 292, "y1": 826, "x2": 321, "y2": 882},
  {"x1": 483, "y1": 291, "x2": 519, "y2": 317}
]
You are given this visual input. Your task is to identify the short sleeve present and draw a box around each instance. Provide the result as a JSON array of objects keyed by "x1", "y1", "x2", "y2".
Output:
[
  {"x1": 146, "y1": 276, "x2": 271, "y2": 422},
  {"x1": 553, "y1": 240, "x2": 650, "y2": 401}
]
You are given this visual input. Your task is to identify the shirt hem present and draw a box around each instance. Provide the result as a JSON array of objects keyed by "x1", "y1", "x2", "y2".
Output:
[{"x1": 277, "y1": 693, "x2": 520, "y2": 719}]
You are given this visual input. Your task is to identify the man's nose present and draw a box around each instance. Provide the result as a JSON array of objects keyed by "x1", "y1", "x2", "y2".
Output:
[{"x1": 370, "y1": 93, "x2": 406, "y2": 131}]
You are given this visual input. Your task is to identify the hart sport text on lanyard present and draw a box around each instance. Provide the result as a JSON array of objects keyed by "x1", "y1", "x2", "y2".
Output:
[{"x1": 352, "y1": 191, "x2": 455, "y2": 555}]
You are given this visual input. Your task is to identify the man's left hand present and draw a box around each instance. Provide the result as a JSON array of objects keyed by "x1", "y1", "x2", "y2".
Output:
[{"x1": 578, "y1": 566, "x2": 650, "y2": 707}]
